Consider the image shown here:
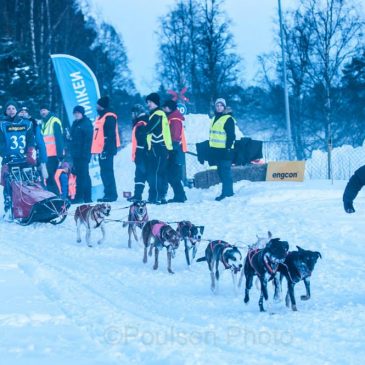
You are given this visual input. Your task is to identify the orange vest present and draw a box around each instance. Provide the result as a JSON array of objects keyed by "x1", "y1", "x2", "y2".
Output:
[
  {"x1": 54, "y1": 169, "x2": 76, "y2": 199},
  {"x1": 169, "y1": 117, "x2": 188, "y2": 153},
  {"x1": 91, "y1": 112, "x2": 121, "y2": 154},
  {"x1": 42, "y1": 116, "x2": 63, "y2": 157},
  {"x1": 131, "y1": 120, "x2": 148, "y2": 161}
]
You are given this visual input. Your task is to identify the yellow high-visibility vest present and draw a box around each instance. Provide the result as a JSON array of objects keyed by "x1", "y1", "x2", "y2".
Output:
[
  {"x1": 147, "y1": 110, "x2": 172, "y2": 150},
  {"x1": 41, "y1": 116, "x2": 62, "y2": 157},
  {"x1": 209, "y1": 114, "x2": 235, "y2": 149}
]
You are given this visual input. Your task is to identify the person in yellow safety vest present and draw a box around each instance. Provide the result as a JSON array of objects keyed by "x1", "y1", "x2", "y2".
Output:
[
  {"x1": 145, "y1": 92, "x2": 172, "y2": 205},
  {"x1": 209, "y1": 98, "x2": 236, "y2": 201},
  {"x1": 129, "y1": 104, "x2": 149, "y2": 202},
  {"x1": 54, "y1": 162, "x2": 76, "y2": 200},
  {"x1": 40, "y1": 105, "x2": 64, "y2": 195},
  {"x1": 91, "y1": 96, "x2": 120, "y2": 202},
  {"x1": 162, "y1": 99, "x2": 187, "y2": 203}
]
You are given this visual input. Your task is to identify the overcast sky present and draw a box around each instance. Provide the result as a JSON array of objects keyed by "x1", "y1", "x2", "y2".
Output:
[{"x1": 90, "y1": 0, "x2": 363, "y2": 94}]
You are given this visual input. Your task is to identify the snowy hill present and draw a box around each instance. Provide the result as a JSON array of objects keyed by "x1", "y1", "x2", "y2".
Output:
[{"x1": 0, "y1": 178, "x2": 364, "y2": 365}]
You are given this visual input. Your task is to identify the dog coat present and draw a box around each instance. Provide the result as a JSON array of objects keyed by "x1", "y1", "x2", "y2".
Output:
[{"x1": 152, "y1": 222, "x2": 165, "y2": 239}]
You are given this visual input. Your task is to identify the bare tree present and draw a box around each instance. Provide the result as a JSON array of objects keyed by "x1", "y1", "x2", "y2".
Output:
[{"x1": 301, "y1": 0, "x2": 363, "y2": 177}]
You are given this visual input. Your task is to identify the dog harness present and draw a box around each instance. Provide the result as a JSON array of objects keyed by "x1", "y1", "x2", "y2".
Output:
[
  {"x1": 248, "y1": 248, "x2": 278, "y2": 277},
  {"x1": 130, "y1": 205, "x2": 148, "y2": 228},
  {"x1": 210, "y1": 240, "x2": 234, "y2": 270}
]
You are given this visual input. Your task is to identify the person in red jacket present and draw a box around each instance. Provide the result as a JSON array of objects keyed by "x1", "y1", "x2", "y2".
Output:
[{"x1": 162, "y1": 100, "x2": 187, "y2": 203}]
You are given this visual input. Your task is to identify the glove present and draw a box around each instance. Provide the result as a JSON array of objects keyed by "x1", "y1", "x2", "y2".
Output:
[
  {"x1": 26, "y1": 147, "x2": 37, "y2": 166},
  {"x1": 100, "y1": 151, "x2": 107, "y2": 160},
  {"x1": 40, "y1": 163, "x2": 49, "y2": 180},
  {"x1": 344, "y1": 201, "x2": 355, "y2": 214}
]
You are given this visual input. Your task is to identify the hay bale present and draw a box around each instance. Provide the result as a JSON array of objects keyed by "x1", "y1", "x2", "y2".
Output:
[{"x1": 194, "y1": 164, "x2": 267, "y2": 189}]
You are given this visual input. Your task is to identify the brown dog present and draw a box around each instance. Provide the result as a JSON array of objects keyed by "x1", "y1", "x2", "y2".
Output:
[
  {"x1": 123, "y1": 201, "x2": 148, "y2": 248},
  {"x1": 142, "y1": 219, "x2": 179, "y2": 274},
  {"x1": 75, "y1": 203, "x2": 111, "y2": 247}
]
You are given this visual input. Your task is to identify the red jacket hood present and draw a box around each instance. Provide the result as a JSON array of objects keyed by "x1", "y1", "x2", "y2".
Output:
[{"x1": 168, "y1": 109, "x2": 185, "y2": 121}]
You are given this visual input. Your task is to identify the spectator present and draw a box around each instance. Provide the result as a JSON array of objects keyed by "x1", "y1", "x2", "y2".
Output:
[
  {"x1": 40, "y1": 105, "x2": 64, "y2": 194},
  {"x1": 91, "y1": 96, "x2": 120, "y2": 202},
  {"x1": 162, "y1": 100, "x2": 187, "y2": 203},
  {"x1": 70, "y1": 105, "x2": 93, "y2": 203},
  {"x1": 209, "y1": 98, "x2": 236, "y2": 201},
  {"x1": 145, "y1": 92, "x2": 173, "y2": 204}
]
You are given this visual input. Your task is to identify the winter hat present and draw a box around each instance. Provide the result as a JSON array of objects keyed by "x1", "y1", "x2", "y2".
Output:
[
  {"x1": 145, "y1": 92, "x2": 160, "y2": 107},
  {"x1": 5, "y1": 100, "x2": 18, "y2": 111},
  {"x1": 39, "y1": 104, "x2": 49, "y2": 111},
  {"x1": 131, "y1": 104, "x2": 146, "y2": 115},
  {"x1": 215, "y1": 98, "x2": 226, "y2": 108},
  {"x1": 19, "y1": 106, "x2": 30, "y2": 113},
  {"x1": 97, "y1": 96, "x2": 109, "y2": 109},
  {"x1": 73, "y1": 105, "x2": 85, "y2": 115},
  {"x1": 163, "y1": 100, "x2": 177, "y2": 111}
]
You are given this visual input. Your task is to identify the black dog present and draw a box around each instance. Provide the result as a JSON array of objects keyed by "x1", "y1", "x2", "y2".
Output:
[
  {"x1": 243, "y1": 238, "x2": 289, "y2": 312},
  {"x1": 123, "y1": 201, "x2": 148, "y2": 248},
  {"x1": 176, "y1": 221, "x2": 204, "y2": 267},
  {"x1": 142, "y1": 220, "x2": 180, "y2": 274},
  {"x1": 197, "y1": 240, "x2": 243, "y2": 294},
  {"x1": 273, "y1": 246, "x2": 322, "y2": 311}
]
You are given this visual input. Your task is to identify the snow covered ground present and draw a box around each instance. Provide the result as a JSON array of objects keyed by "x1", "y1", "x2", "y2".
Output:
[{"x1": 1, "y1": 175, "x2": 365, "y2": 365}]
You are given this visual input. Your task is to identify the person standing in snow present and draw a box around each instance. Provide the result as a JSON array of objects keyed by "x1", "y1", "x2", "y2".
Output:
[
  {"x1": 91, "y1": 96, "x2": 120, "y2": 202},
  {"x1": 18, "y1": 106, "x2": 48, "y2": 181},
  {"x1": 40, "y1": 105, "x2": 64, "y2": 194},
  {"x1": 70, "y1": 105, "x2": 93, "y2": 203},
  {"x1": 162, "y1": 100, "x2": 187, "y2": 203},
  {"x1": 209, "y1": 98, "x2": 236, "y2": 201},
  {"x1": 145, "y1": 92, "x2": 173, "y2": 204},
  {"x1": 129, "y1": 104, "x2": 149, "y2": 202},
  {"x1": 343, "y1": 165, "x2": 365, "y2": 213}
]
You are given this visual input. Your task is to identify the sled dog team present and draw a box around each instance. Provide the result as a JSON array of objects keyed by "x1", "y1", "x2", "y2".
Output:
[{"x1": 74, "y1": 202, "x2": 322, "y2": 312}]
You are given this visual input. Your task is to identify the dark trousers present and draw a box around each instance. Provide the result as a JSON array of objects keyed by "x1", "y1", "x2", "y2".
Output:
[
  {"x1": 147, "y1": 145, "x2": 169, "y2": 202},
  {"x1": 46, "y1": 156, "x2": 59, "y2": 195},
  {"x1": 134, "y1": 157, "x2": 148, "y2": 200},
  {"x1": 99, "y1": 154, "x2": 118, "y2": 200},
  {"x1": 168, "y1": 153, "x2": 186, "y2": 200},
  {"x1": 217, "y1": 160, "x2": 233, "y2": 197},
  {"x1": 73, "y1": 158, "x2": 92, "y2": 202}
]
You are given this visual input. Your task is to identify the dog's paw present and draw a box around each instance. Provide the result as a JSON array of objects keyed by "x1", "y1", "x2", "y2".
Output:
[
  {"x1": 292, "y1": 305, "x2": 298, "y2": 311},
  {"x1": 87, "y1": 244, "x2": 93, "y2": 248},
  {"x1": 244, "y1": 296, "x2": 249, "y2": 304},
  {"x1": 153, "y1": 265, "x2": 158, "y2": 270},
  {"x1": 168, "y1": 269, "x2": 175, "y2": 274},
  {"x1": 300, "y1": 295, "x2": 310, "y2": 301},
  {"x1": 97, "y1": 240, "x2": 104, "y2": 245},
  {"x1": 77, "y1": 239, "x2": 81, "y2": 243}
]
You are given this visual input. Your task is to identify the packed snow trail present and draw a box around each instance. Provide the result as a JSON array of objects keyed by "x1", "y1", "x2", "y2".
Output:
[{"x1": 1, "y1": 179, "x2": 365, "y2": 364}]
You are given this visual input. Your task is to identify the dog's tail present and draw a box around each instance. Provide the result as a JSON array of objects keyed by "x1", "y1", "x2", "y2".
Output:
[{"x1": 196, "y1": 256, "x2": 207, "y2": 262}]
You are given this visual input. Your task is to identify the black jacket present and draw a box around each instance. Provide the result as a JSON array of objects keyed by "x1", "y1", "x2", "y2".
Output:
[
  {"x1": 133, "y1": 113, "x2": 148, "y2": 162},
  {"x1": 210, "y1": 110, "x2": 236, "y2": 162},
  {"x1": 70, "y1": 116, "x2": 93, "y2": 160},
  {"x1": 98, "y1": 109, "x2": 118, "y2": 156},
  {"x1": 343, "y1": 165, "x2": 365, "y2": 204}
]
